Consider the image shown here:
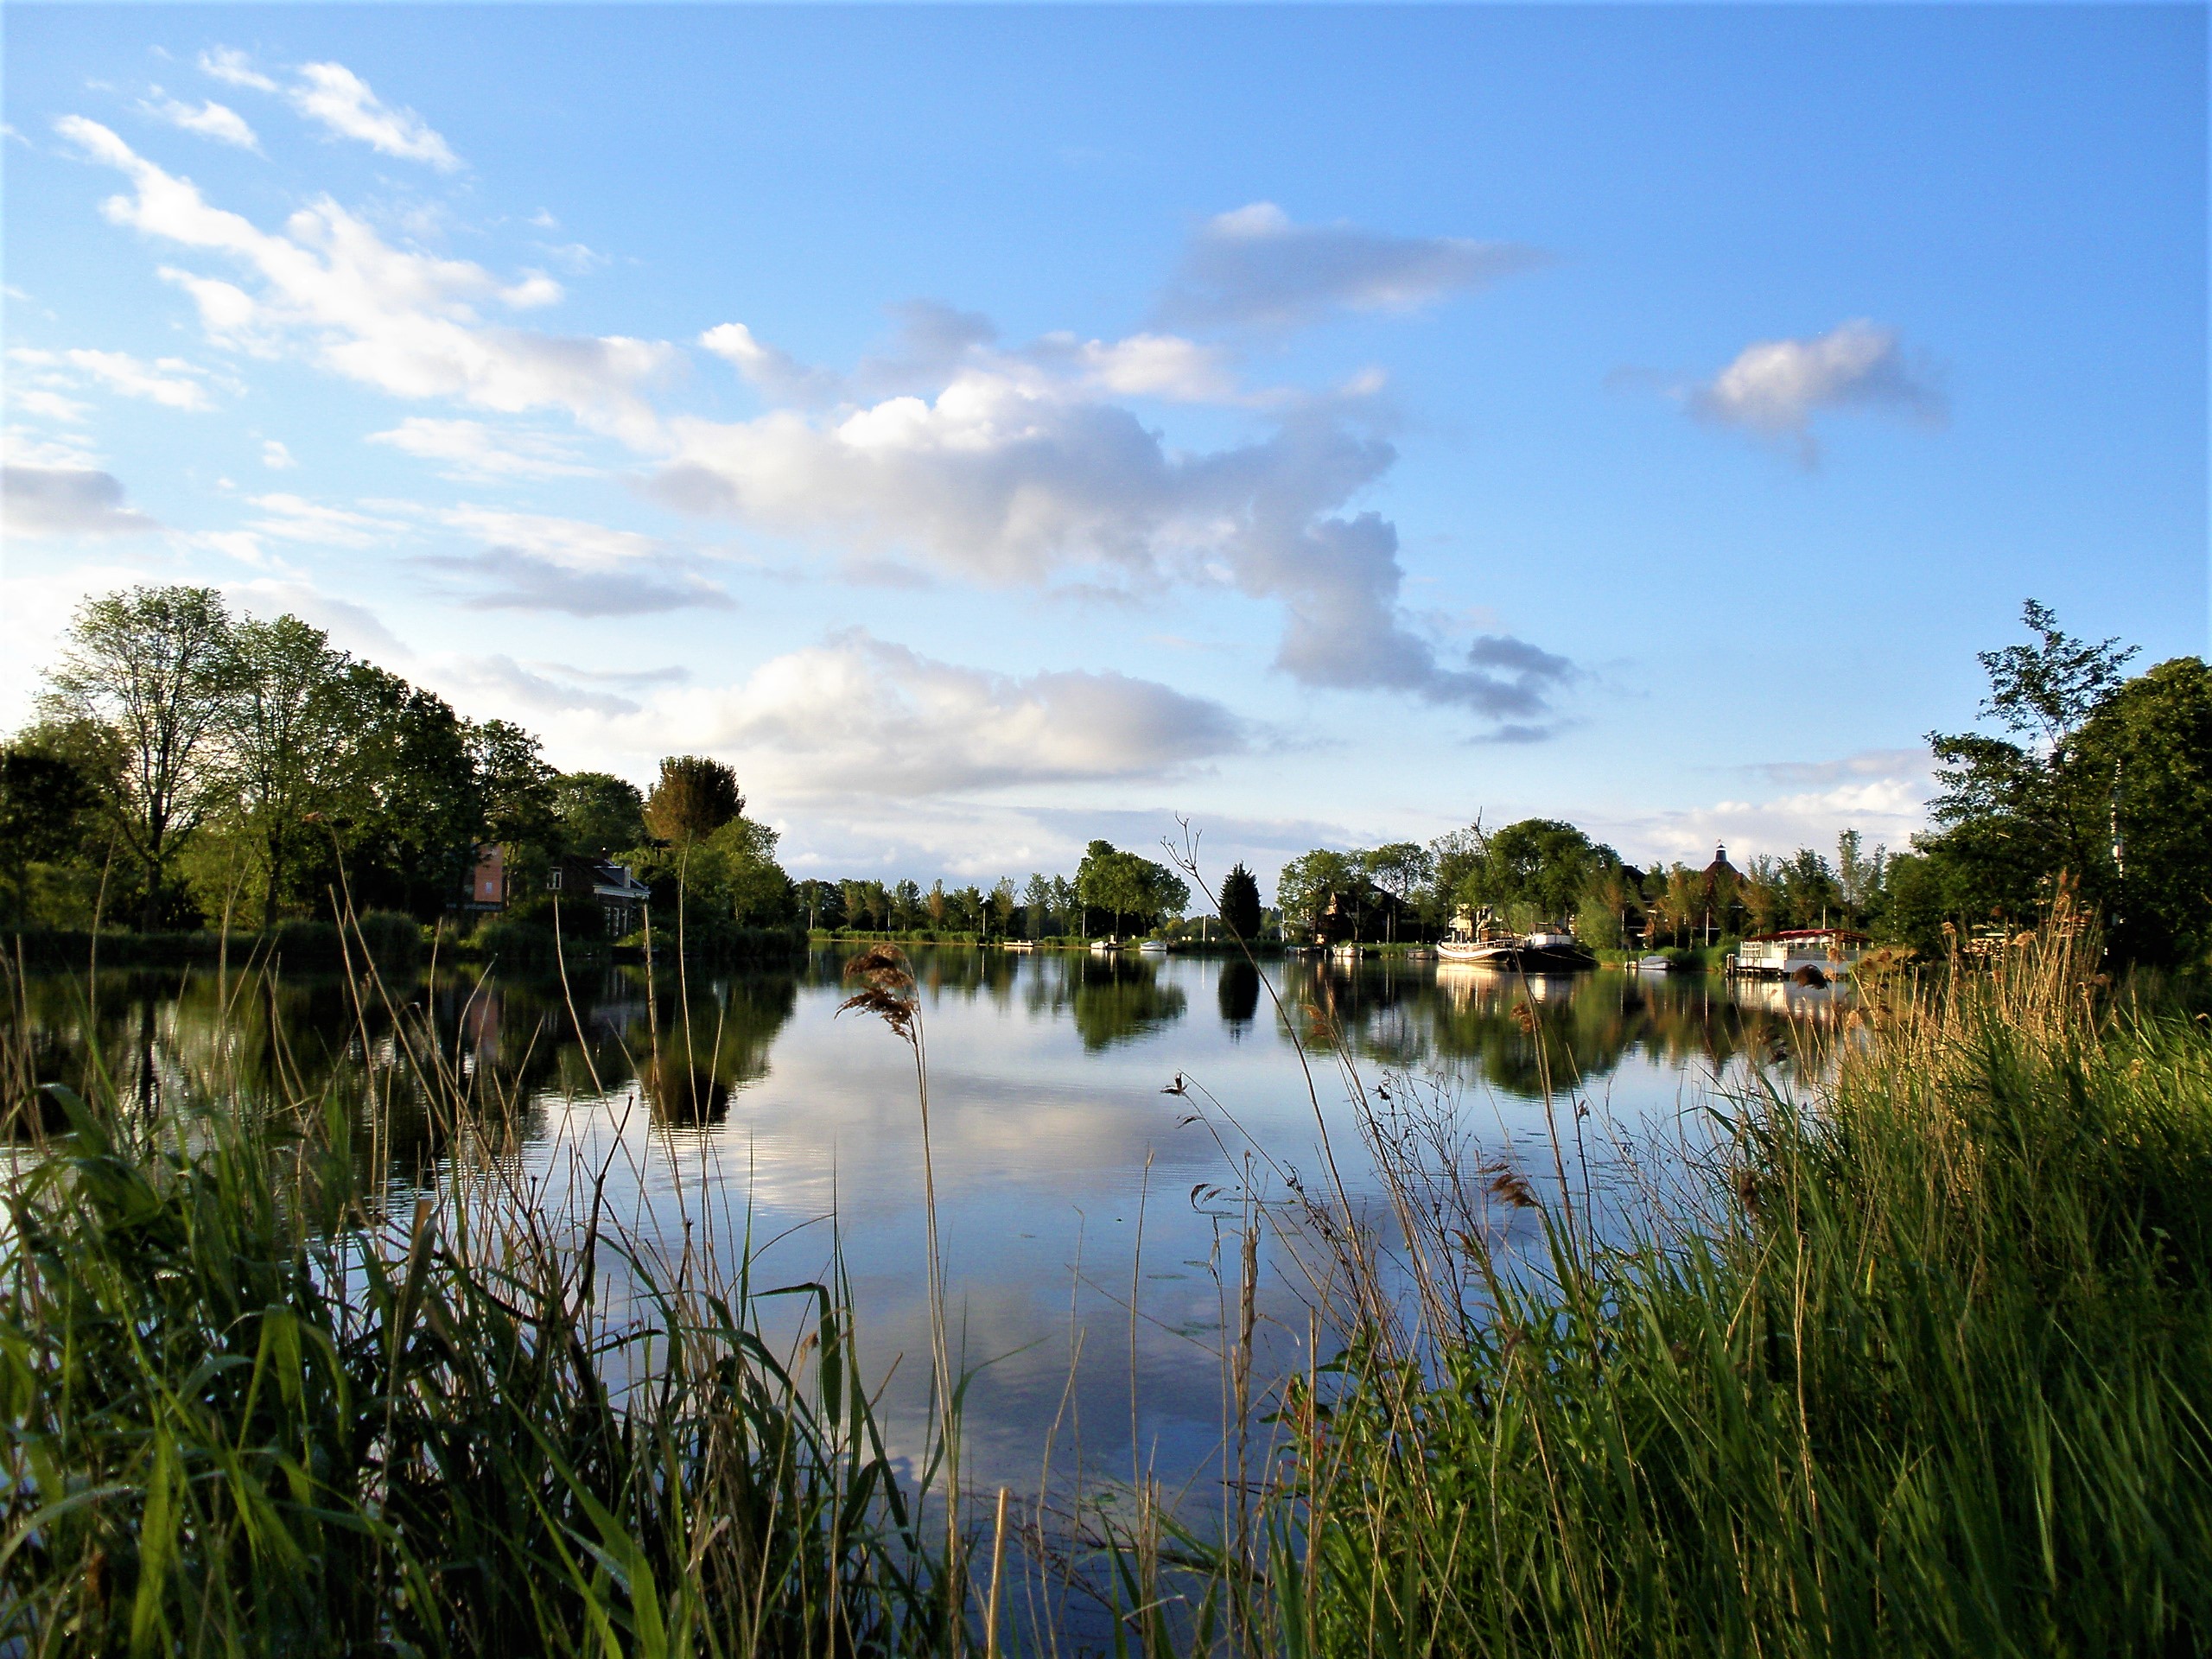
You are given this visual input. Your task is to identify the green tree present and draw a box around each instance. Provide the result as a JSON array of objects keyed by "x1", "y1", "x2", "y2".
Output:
[
  {"x1": 1218, "y1": 862, "x2": 1263, "y2": 943},
  {"x1": 0, "y1": 743, "x2": 96, "y2": 924},
  {"x1": 551, "y1": 772, "x2": 650, "y2": 860},
  {"x1": 1275, "y1": 849, "x2": 1357, "y2": 940},
  {"x1": 2071, "y1": 656, "x2": 2212, "y2": 963},
  {"x1": 41, "y1": 585, "x2": 236, "y2": 928},
  {"x1": 1023, "y1": 873, "x2": 1054, "y2": 938},
  {"x1": 1362, "y1": 842, "x2": 1433, "y2": 943},
  {"x1": 1459, "y1": 819, "x2": 1612, "y2": 929},
  {"x1": 1920, "y1": 601, "x2": 2140, "y2": 926},
  {"x1": 222, "y1": 613, "x2": 354, "y2": 928},
  {"x1": 643, "y1": 755, "x2": 745, "y2": 844}
]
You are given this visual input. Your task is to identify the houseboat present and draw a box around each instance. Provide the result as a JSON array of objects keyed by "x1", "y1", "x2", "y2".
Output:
[
  {"x1": 1727, "y1": 929, "x2": 1866, "y2": 984},
  {"x1": 1436, "y1": 908, "x2": 1595, "y2": 972}
]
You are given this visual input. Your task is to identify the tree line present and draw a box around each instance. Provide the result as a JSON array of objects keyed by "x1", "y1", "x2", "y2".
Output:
[
  {"x1": 0, "y1": 586, "x2": 799, "y2": 944},
  {"x1": 1267, "y1": 604, "x2": 2212, "y2": 966},
  {"x1": 9, "y1": 593, "x2": 2203, "y2": 969}
]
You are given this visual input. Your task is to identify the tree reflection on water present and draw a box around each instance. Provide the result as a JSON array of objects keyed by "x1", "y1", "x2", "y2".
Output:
[{"x1": 1281, "y1": 959, "x2": 1837, "y2": 1100}]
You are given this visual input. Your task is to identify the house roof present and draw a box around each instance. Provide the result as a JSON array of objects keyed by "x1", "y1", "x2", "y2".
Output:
[{"x1": 1742, "y1": 929, "x2": 1870, "y2": 944}]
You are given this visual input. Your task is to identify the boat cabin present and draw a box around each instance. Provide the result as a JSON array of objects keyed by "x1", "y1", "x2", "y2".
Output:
[{"x1": 1729, "y1": 928, "x2": 1867, "y2": 982}]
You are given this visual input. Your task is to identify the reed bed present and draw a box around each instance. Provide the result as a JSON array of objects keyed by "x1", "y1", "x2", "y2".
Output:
[
  {"x1": 0, "y1": 934, "x2": 948, "y2": 1657},
  {"x1": 1239, "y1": 911, "x2": 2212, "y2": 1656}
]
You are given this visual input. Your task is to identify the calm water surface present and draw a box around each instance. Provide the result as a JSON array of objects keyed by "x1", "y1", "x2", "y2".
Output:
[{"x1": 17, "y1": 949, "x2": 1845, "y2": 1497}]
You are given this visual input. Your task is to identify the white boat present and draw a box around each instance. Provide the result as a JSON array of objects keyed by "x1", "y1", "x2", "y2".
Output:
[
  {"x1": 1137, "y1": 938, "x2": 1168, "y2": 954},
  {"x1": 1089, "y1": 937, "x2": 1122, "y2": 954},
  {"x1": 1633, "y1": 953, "x2": 1675, "y2": 972},
  {"x1": 1728, "y1": 929, "x2": 1866, "y2": 982}
]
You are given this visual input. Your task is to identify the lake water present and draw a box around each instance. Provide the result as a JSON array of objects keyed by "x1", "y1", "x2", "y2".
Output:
[{"x1": 12, "y1": 948, "x2": 1844, "y2": 1505}]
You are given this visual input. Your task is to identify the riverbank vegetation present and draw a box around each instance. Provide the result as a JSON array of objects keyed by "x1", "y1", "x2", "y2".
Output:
[{"x1": 1226, "y1": 906, "x2": 2212, "y2": 1655}]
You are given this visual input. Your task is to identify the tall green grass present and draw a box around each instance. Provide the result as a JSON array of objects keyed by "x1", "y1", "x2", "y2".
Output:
[
  {"x1": 0, "y1": 948, "x2": 948, "y2": 1656},
  {"x1": 1252, "y1": 914, "x2": 2212, "y2": 1656}
]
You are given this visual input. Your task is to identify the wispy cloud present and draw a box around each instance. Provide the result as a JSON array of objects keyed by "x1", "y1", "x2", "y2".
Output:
[
  {"x1": 367, "y1": 416, "x2": 597, "y2": 480},
  {"x1": 198, "y1": 47, "x2": 276, "y2": 93},
  {"x1": 1157, "y1": 202, "x2": 1548, "y2": 331},
  {"x1": 141, "y1": 91, "x2": 259, "y2": 151},
  {"x1": 423, "y1": 506, "x2": 734, "y2": 616},
  {"x1": 56, "y1": 118, "x2": 669, "y2": 443},
  {"x1": 9, "y1": 346, "x2": 221, "y2": 411},
  {"x1": 290, "y1": 61, "x2": 461, "y2": 170}
]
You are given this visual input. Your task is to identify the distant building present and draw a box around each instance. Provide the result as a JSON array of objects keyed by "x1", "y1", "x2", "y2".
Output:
[
  {"x1": 462, "y1": 844, "x2": 652, "y2": 938},
  {"x1": 467, "y1": 843, "x2": 507, "y2": 909},
  {"x1": 547, "y1": 855, "x2": 652, "y2": 938}
]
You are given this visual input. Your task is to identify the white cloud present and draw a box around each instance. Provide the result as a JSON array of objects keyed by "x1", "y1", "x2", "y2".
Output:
[
  {"x1": 651, "y1": 366, "x2": 1574, "y2": 718},
  {"x1": 226, "y1": 577, "x2": 410, "y2": 658},
  {"x1": 649, "y1": 630, "x2": 1249, "y2": 796},
  {"x1": 11, "y1": 390, "x2": 91, "y2": 423},
  {"x1": 9, "y1": 346, "x2": 219, "y2": 411},
  {"x1": 247, "y1": 492, "x2": 406, "y2": 548},
  {"x1": 1159, "y1": 202, "x2": 1548, "y2": 330},
  {"x1": 423, "y1": 505, "x2": 732, "y2": 615},
  {"x1": 367, "y1": 415, "x2": 597, "y2": 480},
  {"x1": 438, "y1": 653, "x2": 644, "y2": 716},
  {"x1": 1690, "y1": 320, "x2": 1944, "y2": 460},
  {"x1": 142, "y1": 92, "x2": 259, "y2": 150},
  {"x1": 261, "y1": 439, "x2": 296, "y2": 469},
  {"x1": 2, "y1": 465, "x2": 160, "y2": 537},
  {"x1": 289, "y1": 61, "x2": 461, "y2": 170},
  {"x1": 199, "y1": 47, "x2": 277, "y2": 93},
  {"x1": 1601, "y1": 748, "x2": 1935, "y2": 866},
  {"x1": 57, "y1": 118, "x2": 671, "y2": 443}
]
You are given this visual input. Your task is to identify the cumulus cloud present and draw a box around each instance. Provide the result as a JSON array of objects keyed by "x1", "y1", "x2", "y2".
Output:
[
  {"x1": 289, "y1": 61, "x2": 461, "y2": 170},
  {"x1": 2, "y1": 465, "x2": 160, "y2": 537},
  {"x1": 658, "y1": 630, "x2": 1249, "y2": 795},
  {"x1": 57, "y1": 118, "x2": 670, "y2": 442},
  {"x1": 423, "y1": 505, "x2": 734, "y2": 615},
  {"x1": 1689, "y1": 320, "x2": 1944, "y2": 461},
  {"x1": 651, "y1": 367, "x2": 1572, "y2": 718},
  {"x1": 261, "y1": 439, "x2": 296, "y2": 469},
  {"x1": 1158, "y1": 202, "x2": 1548, "y2": 331},
  {"x1": 366, "y1": 416, "x2": 596, "y2": 480},
  {"x1": 9, "y1": 346, "x2": 220, "y2": 411},
  {"x1": 141, "y1": 92, "x2": 259, "y2": 150}
]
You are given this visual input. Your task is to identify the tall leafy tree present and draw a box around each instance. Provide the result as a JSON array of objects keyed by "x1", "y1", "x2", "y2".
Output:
[
  {"x1": 1361, "y1": 842, "x2": 1433, "y2": 942},
  {"x1": 644, "y1": 755, "x2": 745, "y2": 844},
  {"x1": 551, "y1": 772, "x2": 650, "y2": 860},
  {"x1": 41, "y1": 586, "x2": 236, "y2": 928},
  {"x1": 1922, "y1": 600, "x2": 2140, "y2": 925},
  {"x1": 1274, "y1": 849, "x2": 1357, "y2": 939},
  {"x1": 2069, "y1": 655, "x2": 2212, "y2": 963},
  {"x1": 222, "y1": 613, "x2": 354, "y2": 928}
]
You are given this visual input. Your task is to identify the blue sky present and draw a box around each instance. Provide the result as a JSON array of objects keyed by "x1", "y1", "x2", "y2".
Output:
[{"x1": 4, "y1": 4, "x2": 2204, "y2": 893}]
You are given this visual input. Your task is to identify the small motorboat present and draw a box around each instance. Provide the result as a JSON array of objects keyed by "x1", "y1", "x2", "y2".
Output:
[
  {"x1": 1137, "y1": 938, "x2": 1169, "y2": 954},
  {"x1": 1089, "y1": 937, "x2": 1122, "y2": 954},
  {"x1": 1633, "y1": 953, "x2": 1675, "y2": 972}
]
